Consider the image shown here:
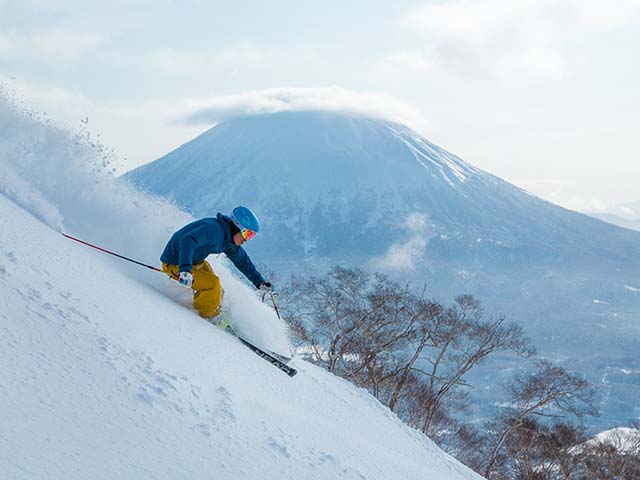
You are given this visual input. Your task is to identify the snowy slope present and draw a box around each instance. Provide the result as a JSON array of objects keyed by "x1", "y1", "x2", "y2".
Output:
[
  {"x1": 0, "y1": 94, "x2": 482, "y2": 478},
  {"x1": 0, "y1": 186, "x2": 483, "y2": 480}
]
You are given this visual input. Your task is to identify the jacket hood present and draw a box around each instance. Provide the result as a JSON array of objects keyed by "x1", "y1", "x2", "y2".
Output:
[{"x1": 216, "y1": 213, "x2": 234, "y2": 244}]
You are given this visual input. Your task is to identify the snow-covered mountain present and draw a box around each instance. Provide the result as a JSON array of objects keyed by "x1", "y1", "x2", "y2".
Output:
[
  {"x1": 125, "y1": 111, "x2": 640, "y2": 431},
  {"x1": 0, "y1": 96, "x2": 482, "y2": 479},
  {"x1": 126, "y1": 112, "x2": 640, "y2": 267},
  {"x1": 126, "y1": 111, "x2": 640, "y2": 268},
  {"x1": 587, "y1": 427, "x2": 640, "y2": 453}
]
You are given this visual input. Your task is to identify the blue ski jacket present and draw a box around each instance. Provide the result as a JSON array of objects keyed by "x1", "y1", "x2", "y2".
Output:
[{"x1": 160, "y1": 213, "x2": 266, "y2": 288}]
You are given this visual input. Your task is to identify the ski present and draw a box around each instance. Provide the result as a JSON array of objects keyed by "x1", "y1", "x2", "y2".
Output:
[
  {"x1": 214, "y1": 320, "x2": 297, "y2": 377},
  {"x1": 235, "y1": 335, "x2": 298, "y2": 377},
  {"x1": 262, "y1": 349, "x2": 292, "y2": 364}
]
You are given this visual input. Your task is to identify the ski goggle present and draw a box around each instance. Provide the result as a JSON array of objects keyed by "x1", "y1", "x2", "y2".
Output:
[{"x1": 241, "y1": 228, "x2": 257, "y2": 241}]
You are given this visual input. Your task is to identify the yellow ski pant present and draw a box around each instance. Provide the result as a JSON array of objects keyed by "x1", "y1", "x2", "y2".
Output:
[{"x1": 162, "y1": 261, "x2": 224, "y2": 318}]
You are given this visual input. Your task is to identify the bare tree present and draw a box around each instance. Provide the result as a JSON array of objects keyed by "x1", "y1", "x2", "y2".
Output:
[
  {"x1": 579, "y1": 421, "x2": 640, "y2": 479},
  {"x1": 493, "y1": 419, "x2": 589, "y2": 480},
  {"x1": 482, "y1": 360, "x2": 598, "y2": 478},
  {"x1": 543, "y1": 422, "x2": 590, "y2": 480},
  {"x1": 344, "y1": 274, "x2": 431, "y2": 397},
  {"x1": 284, "y1": 267, "x2": 534, "y2": 443},
  {"x1": 281, "y1": 266, "x2": 637, "y2": 480},
  {"x1": 409, "y1": 295, "x2": 534, "y2": 436},
  {"x1": 284, "y1": 266, "x2": 371, "y2": 373}
]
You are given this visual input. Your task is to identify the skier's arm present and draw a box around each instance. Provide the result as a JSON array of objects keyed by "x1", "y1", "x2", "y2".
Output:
[
  {"x1": 177, "y1": 224, "x2": 212, "y2": 272},
  {"x1": 225, "y1": 246, "x2": 266, "y2": 288}
]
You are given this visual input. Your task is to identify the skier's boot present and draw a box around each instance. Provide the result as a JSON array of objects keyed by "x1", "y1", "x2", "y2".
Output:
[{"x1": 208, "y1": 311, "x2": 231, "y2": 332}]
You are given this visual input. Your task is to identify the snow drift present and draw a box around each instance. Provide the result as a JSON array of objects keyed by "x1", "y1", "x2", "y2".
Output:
[{"x1": 0, "y1": 92, "x2": 482, "y2": 478}]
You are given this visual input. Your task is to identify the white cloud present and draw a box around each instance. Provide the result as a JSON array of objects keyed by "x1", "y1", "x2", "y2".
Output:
[
  {"x1": 372, "y1": 213, "x2": 433, "y2": 271},
  {"x1": 0, "y1": 28, "x2": 106, "y2": 61},
  {"x1": 395, "y1": 0, "x2": 640, "y2": 80},
  {"x1": 140, "y1": 41, "x2": 288, "y2": 76},
  {"x1": 572, "y1": 0, "x2": 640, "y2": 29},
  {"x1": 178, "y1": 86, "x2": 427, "y2": 129},
  {"x1": 379, "y1": 51, "x2": 436, "y2": 75},
  {"x1": 517, "y1": 178, "x2": 613, "y2": 213}
]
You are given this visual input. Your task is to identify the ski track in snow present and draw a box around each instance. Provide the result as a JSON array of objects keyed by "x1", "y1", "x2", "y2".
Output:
[{"x1": 0, "y1": 95, "x2": 482, "y2": 479}]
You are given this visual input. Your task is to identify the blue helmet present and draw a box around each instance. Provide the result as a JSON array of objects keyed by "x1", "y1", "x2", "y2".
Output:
[{"x1": 231, "y1": 206, "x2": 260, "y2": 233}]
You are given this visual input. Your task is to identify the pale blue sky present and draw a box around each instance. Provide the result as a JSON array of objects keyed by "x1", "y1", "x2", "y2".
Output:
[{"x1": 2, "y1": 0, "x2": 639, "y2": 211}]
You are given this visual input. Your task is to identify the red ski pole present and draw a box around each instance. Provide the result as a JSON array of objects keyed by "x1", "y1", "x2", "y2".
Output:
[{"x1": 62, "y1": 233, "x2": 164, "y2": 273}]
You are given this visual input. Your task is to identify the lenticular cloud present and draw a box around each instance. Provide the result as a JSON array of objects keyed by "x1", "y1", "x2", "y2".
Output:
[{"x1": 180, "y1": 86, "x2": 427, "y2": 130}]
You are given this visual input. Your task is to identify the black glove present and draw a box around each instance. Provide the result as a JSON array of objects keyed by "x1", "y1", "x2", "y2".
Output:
[{"x1": 259, "y1": 281, "x2": 273, "y2": 293}]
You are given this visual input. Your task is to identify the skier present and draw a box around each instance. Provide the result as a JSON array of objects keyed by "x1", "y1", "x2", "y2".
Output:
[{"x1": 160, "y1": 206, "x2": 272, "y2": 319}]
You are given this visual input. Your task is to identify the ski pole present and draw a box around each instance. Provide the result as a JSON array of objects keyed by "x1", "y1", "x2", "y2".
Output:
[
  {"x1": 62, "y1": 233, "x2": 164, "y2": 273},
  {"x1": 260, "y1": 290, "x2": 282, "y2": 320},
  {"x1": 269, "y1": 292, "x2": 283, "y2": 321}
]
